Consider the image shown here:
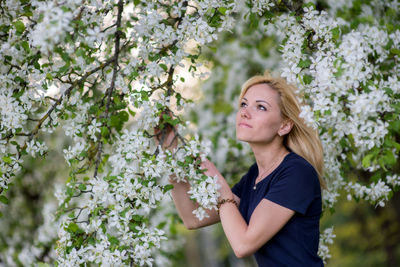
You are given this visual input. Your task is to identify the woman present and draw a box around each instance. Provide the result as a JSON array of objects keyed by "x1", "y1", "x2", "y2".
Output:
[{"x1": 158, "y1": 72, "x2": 325, "y2": 266}]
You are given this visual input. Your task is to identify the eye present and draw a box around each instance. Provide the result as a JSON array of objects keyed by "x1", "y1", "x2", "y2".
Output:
[
  {"x1": 240, "y1": 102, "x2": 247, "y2": 108},
  {"x1": 257, "y1": 104, "x2": 267, "y2": 111}
]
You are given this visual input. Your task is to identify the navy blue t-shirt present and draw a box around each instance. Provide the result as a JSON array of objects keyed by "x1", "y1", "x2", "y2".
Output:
[{"x1": 231, "y1": 152, "x2": 323, "y2": 267}]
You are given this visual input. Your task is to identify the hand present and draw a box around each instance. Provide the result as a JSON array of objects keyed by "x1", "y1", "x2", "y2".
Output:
[
  {"x1": 201, "y1": 159, "x2": 233, "y2": 200},
  {"x1": 154, "y1": 111, "x2": 178, "y2": 151}
]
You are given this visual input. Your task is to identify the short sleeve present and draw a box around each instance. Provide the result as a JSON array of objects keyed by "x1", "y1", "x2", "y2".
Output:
[
  {"x1": 264, "y1": 159, "x2": 320, "y2": 215},
  {"x1": 231, "y1": 175, "x2": 245, "y2": 198}
]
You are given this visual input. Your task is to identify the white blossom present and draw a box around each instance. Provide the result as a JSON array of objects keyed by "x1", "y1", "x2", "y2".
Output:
[{"x1": 318, "y1": 227, "x2": 336, "y2": 263}]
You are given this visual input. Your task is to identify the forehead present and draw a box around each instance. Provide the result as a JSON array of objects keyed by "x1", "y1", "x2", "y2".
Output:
[{"x1": 243, "y1": 83, "x2": 280, "y2": 102}]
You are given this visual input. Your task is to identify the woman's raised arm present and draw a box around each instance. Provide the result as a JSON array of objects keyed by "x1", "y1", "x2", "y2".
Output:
[
  {"x1": 169, "y1": 175, "x2": 221, "y2": 229},
  {"x1": 154, "y1": 119, "x2": 224, "y2": 229}
]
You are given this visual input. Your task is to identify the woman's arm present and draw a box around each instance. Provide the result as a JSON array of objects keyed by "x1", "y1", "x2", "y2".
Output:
[
  {"x1": 219, "y1": 197, "x2": 294, "y2": 258},
  {"x1": 169, "y1": 177, "x2": 220, "y2": 229},
  {"x1": 154, "y1": 118, "x2": 231, "y2": 229},
  {"x1": 216, "y1": 173, "x2": 295, "y2": 258},
  {"x1": 170, "y1": 159, "x2": 241, "y2": 229},
  {"x1": 170, "y1": 159, "x2": 242, "y2": 229}
]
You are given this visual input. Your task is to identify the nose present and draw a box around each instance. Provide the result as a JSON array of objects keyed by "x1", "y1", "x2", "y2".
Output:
[{"x1": 240, "y1": 107, "x2": 250, "y2": 118}]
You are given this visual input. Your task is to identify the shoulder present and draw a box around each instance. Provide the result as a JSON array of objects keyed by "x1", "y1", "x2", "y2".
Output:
[
  {"x1": 273, "y1": 152, "x2": 320, "y2": 189},
  {"x1": 280, "y1": 152, "x2": 317, "y2": 176},
  {"x1": 265, "y1": 153, "x2": 322, "y2": 215}
]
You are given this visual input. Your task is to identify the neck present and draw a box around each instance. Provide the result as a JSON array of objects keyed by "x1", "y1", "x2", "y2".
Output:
[{"x1": 249, "y1": 138, "x2": 288, "y2": 173}]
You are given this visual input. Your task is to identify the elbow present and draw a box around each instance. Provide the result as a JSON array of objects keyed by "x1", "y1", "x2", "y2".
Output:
[
  {"x1": 233, "y1": 245, "x2": 253, "y2": 259},
  {"x1": 183, "y1": 220, "x2": 200, "y2": 230},
  {"x1": 233, "y1": 250, "x2": 250, "y2": 259},
  {"x1": 234, "y1": 250, "x2": 251, "y2": 259}
]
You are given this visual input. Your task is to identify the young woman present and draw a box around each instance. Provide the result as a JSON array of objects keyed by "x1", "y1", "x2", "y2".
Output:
[{"x1": 158, "y1": 72, "x2": 325, "y2": 266}]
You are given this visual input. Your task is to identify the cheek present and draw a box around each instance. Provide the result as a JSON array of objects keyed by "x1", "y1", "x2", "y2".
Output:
[{"x1": 257, "y1": 114, "x2": 282, "y2": 131}]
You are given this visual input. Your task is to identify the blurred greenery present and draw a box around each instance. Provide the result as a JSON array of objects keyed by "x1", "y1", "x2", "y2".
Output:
[{"x1": 322, "y1": 191, "x2": 400, "y2": 267}]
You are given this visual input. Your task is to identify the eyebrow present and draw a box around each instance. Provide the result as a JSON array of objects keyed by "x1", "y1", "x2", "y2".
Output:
[{"x1": 242, "y1": 97, "x2": 272, "y2": 107}]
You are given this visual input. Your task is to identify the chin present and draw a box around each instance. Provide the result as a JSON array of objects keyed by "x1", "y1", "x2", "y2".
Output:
[{"x1": 236, "y1": 133, "x2": 250, "y2": 142}]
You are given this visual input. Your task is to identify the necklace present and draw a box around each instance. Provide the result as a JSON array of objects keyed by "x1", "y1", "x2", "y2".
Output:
[{"x1": 253, "y1": 152, "x2": 286, "y2": 190}]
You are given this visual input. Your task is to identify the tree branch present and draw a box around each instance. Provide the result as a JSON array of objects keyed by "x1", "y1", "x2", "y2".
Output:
[
  {"x1": 93, "y1": 0, "x2": 124, "y2": 179},
  {"x1": 17, "y1": 56, "x2": 117, "y2": 157}
]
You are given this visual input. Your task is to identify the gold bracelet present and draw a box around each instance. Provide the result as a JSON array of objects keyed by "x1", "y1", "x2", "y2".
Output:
[{"x1": 217, "y1": 198, "x2": 237, "y2": 213}]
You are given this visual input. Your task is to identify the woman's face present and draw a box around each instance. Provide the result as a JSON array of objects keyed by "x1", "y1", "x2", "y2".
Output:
[{"x1": 236, "y1": 83, "x2": 284, "y2": 144}]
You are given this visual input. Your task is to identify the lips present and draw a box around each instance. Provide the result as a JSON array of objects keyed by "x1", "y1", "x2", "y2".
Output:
[{"x1": 238, "y1": 122, "x2": 252, "y2": 128}]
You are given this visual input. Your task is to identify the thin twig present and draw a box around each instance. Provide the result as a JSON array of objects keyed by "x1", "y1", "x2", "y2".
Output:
[
  {"x1": 93, "y1": 0, "x2": 124, "y2": 179},
  {"x1": 18, "y1": 56, "x2": 117, "y2": 157}
]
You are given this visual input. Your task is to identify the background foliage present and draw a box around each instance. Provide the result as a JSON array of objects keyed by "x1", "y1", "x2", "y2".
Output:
[{"x1": 0, "y1": 0, "x2": 399, "y2": 266}]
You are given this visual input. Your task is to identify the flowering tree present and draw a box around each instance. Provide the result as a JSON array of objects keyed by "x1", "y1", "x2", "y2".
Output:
[
  {"x1": 0, "y1": 0, "x2": 235, "y2": 265},
  {"x1": 0, "y1": 0, "x2": 399, "y2": 266}
]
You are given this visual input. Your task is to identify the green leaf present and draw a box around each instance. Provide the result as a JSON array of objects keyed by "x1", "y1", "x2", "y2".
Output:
[
  {"x1": 390, "y1": 48, "x2": 400, "y2": 57},
  {"x1": 362, "y1": 153, "x2": 374, "y2": 168},
  {"x1": 141, "y1": 91, "x2": 149, "y2": 101},
  {"x1": 159, "y1": 63, "x2": 168, "y2": 72},
  {"x1": 157, "y1": 221, "x2": 167, "y2": 229},
  {"x1": 331, "y1": 27, "x2": 340, "y2": 41},
  {"x1": 298, "y1": 59, "x2": 312, "y2": 68},
  {"x1": 303, "y1": 74, "x2": 313, "y2": 85},
  {"x1": 2, "y1": 156, "x2": 12, "y2": 164},
  {"x1": 13, "y1": 20, "x2": 25, "y2": 34},
  {"x1": 129, "y1": 222, "x2": 137, "y2": 231},
  {"x1": 58, "y1": 64, "x2": 70, "y2": 73},
  {"x1": 108, "y1": 235, "x2": 120, "y2": 246},
  {"x1": 163, "y1": 184, "x2": 174, "y2": 192},
  {"x1": 119, "y1": 110, "x2": 129, "y2": 122},
  {"x1": 110, "y1": 115, "x2": 122, "y2": 130},
  {"x1": 78, "y1": 184, "x2": 87, "y2": 191},
  {"x1": 249, "y1": 13, "x2": 259, "y2": 30},
  {"x1": 89, "y1": 105, "x2": 99, "y2": 115},
  {"x1": 0, "y1": 195, "x2": 9, "y2": 204},
  {"x1": 132, "y1": 214, "x2": 144, "y2": 222},
  {"x1": 383, "y1": 150, "x2": 396, "y2": 166},
  {"x1": 46, "y1": 73, "x2": 53, "y2": 81},
  {"x1": 302, "y1": 2, "x2": 316, "y2": 9},
  {"x1": 101, "y1": 126, "x2": 109, "y2": 137},
  {"x1": 67, "y1": 223, "x2": 79, "y2": 233},
  {"x1": 66, "y1": 186, "x2": 75, "y2": 197},
  {"x1": 218, "y1": 7, "x2": 227, "y2": 15},
  {"x1": 128, "y1": 108, "x2": 136, "y2": 117},
  {"x1": 389, "y1": 120, "x2": 400, "y2": 132},
  {"x1": 21, "y1": 41, "x2": 30, "y2": 52}
]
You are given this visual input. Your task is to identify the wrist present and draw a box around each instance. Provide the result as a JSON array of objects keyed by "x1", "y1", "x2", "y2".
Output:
[
  {"x1": 219, "y1": 191, "x2": 234, "y2": 201},
  {"x1": 217, "y1": 198, "x2": 237, "y2": 214}
]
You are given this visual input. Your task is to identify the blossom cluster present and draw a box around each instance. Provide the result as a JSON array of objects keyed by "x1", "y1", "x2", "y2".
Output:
[
  {"x1": 52, "y1": 0, "x2": 236, "y2": 265},
  {"x1": 318, "y1": 227, "x2": 336, "y2": 263},
  {"x1": 56, "y1": 95, "x2": 221, "y2": 265},
  {"x1": 276, "y1": 4, "x2": 400, "y2": 210},
  {"x1": 346, "y1": 180, "x2": 392, "y2": 208}
]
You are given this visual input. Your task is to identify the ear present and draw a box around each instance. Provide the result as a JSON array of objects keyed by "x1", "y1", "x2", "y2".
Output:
[{"x1": 278, "y1": 119, "x2": 293, "y2": 136}]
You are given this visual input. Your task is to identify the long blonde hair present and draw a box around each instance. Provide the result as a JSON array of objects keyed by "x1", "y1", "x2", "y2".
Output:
[{"x1": 239, "y1": 71, "x2": 326, "y2": 189}]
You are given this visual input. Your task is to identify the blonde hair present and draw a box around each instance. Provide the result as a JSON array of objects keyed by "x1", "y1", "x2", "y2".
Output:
[{"x1": 239, "y1": 71, "x2": 326, "y2": 189}]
